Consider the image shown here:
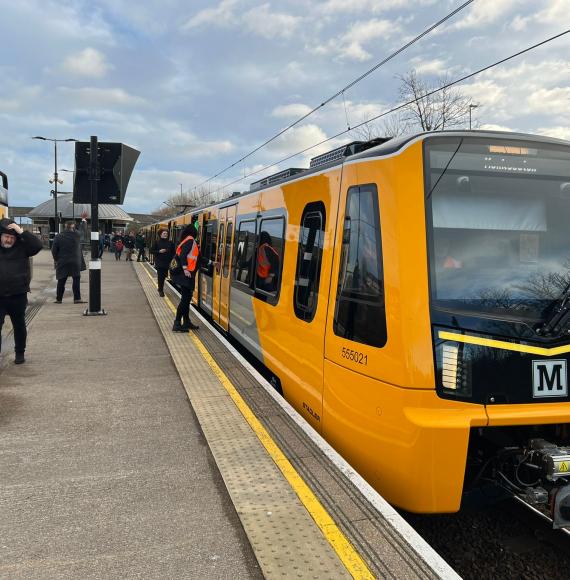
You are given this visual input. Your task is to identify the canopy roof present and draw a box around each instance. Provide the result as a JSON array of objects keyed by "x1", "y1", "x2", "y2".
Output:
[{"x1": 27, "y1": 194, "x2": 132, "y2": 221}]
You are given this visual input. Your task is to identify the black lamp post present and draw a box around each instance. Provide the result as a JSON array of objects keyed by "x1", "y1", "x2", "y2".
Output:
[{"x1": 32, "y1": 136, "x2": 77, "y2": 239}]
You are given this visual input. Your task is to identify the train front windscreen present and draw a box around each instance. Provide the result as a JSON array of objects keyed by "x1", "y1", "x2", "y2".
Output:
[{"x1": 425, "y1": 136, "x2": 570, "y2": 326}]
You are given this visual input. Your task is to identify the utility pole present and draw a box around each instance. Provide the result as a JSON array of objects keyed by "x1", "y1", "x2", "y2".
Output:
[
  {"x1": 85, "y1": 135, "x2": 106, "y2": 316},
  {"x1": 32, "y1": 136, "x2": 77, "y2": 244}
]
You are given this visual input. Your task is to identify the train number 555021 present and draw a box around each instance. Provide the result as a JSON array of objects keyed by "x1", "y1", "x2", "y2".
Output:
[{"x1": 341, "y1": 347, "x2": 368, "y2": 365}]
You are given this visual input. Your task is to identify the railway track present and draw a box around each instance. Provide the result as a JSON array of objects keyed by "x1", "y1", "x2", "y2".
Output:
[{"x1": 403, "y1": 496, "x2": 570, "y2": 579}]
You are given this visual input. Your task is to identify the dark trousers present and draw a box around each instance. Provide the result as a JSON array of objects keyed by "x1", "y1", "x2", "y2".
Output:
[
  {"x1": 57, "y1": 276, "x2": 81, "y2": 301},
  {"x1": 137, "y1": 249, "x2": 146, "y2": 262},
  {"x1": 0, "y1": 293, "x2": 28, "y2": 354},
  {"x1": 115, "y1": 250, "x2": 122, "y2": 260},
  {"x1": 157, "y1": 268, "x2": 168, "y2": 293},
  {"x1": 175, "y1": 282, "x2": 195, "y2": 325}
]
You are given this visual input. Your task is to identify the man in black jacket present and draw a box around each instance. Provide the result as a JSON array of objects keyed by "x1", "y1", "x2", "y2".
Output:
[
  {"x1": 0, "y1": 219, "x2": 43, "y2": 364},
  {"x1": 52, "y1": 220, "x2": 86, "y2": 304}
]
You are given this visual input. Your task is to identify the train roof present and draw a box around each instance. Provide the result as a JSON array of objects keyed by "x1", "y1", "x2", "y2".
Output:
[{"x1": 145, "y1": 130, "x2": 570, "y2": 228}]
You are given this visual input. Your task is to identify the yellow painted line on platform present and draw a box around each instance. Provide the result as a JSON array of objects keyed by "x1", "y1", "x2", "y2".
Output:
[
  {"x1": 439, "y1": 330, "x2": 570, "y2": 357},
  {"x1": 141, "y1": 266, "x2": 374, "y2": 579}
]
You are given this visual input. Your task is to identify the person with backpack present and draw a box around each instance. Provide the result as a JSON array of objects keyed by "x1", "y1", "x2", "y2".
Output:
[
  {"x1": 112, "y1": 232, "x2": 124, "y2": 260},
  {"x1": 171, "y1": 224, "x2": 199, "y2": 332}
]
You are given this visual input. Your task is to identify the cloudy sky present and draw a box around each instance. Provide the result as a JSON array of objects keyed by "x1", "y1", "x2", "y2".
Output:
[{"x1": 1, "y1": 0, "x2": 568, "y2": 213}]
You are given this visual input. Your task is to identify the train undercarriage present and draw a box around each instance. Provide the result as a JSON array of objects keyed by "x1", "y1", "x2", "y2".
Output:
[{"x1": 466, "y1": 424, "x2": 570, "y2": 528}]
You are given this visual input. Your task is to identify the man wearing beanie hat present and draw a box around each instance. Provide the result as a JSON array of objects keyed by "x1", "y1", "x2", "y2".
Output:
[{"x1": 0, "y1": 219, "x2": 43, "y2": 364}]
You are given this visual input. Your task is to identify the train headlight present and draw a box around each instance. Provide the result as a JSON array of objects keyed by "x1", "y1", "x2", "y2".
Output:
[
  {"x1": 442, "y1": 344, "x2": 459, "y2": 389},
  {"x1": 436, "y1": 339, "x2": 472, "y2": 397}
]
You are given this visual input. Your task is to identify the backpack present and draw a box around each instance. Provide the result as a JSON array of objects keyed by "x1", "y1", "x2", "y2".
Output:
[{"x1": 115, "y1": 239, "x2": 124, "y2": 251}]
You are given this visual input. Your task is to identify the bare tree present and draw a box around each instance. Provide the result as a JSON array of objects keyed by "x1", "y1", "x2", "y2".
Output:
[
  {"x1": 151, "y1": 185, "x2": 228, "y2": 217},
  {"x1": 352, "y1": 112, "x2": 409, "y2": 142},
  {"x1": 398, "y1": 70, "x2": 471, "y2": 132}
]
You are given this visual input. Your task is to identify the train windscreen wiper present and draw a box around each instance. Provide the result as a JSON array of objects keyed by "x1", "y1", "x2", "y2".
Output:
[{"x1": 536, "y1": 281, "x2": 570, "y2": 337}]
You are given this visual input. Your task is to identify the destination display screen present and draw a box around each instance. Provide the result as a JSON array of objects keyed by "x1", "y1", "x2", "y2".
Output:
[{"x1": 427, "y1": 138, "x2": 570, "y2": 180}]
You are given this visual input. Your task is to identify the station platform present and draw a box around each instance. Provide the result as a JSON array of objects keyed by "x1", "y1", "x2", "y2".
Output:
[{"x1": 0, "y1": 250, "x2": 459, "y2": 579}]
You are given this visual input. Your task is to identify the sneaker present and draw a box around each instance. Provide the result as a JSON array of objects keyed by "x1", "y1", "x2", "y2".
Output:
[
  {"x1": 54, "y1": 299, "x2": 62, "y2": 304},
  {"x1": 74, "y1": 300, "x2": 87, "y2": 304},
  {"x1": 14, "y1": 353, "x2": 25, "y2": 364},
  {"x1": 158, "y1": 290, "x2": 165, "y2": 297},
  {"x1": 172, "y1": 322, "x2": 187, "y2": 333},
  {"x1": 187, "y1": 322, "x2": 199, "y2": 330}
]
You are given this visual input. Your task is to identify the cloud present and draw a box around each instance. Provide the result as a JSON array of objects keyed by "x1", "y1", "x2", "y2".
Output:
[
  {"x1": 63, "y1": 48, "x2": 111, "y2": 78},
  {"x1": 528, "y1": 87, "x2": 570, "y2": 116},
  {"x1": 312, "y1": 18, "x2": 400, "y2": 61},
  {"x1": 184, "y1": 1, "x2": 301, "y2": 40},
  {"x1": 511, "y1": 0, "x2": 570, "y2": 31},
  {"x1": 244, "y1": 4, "x2": 302, "y2": 39},
  {"x1": 536, "y1": 126, "x2": 570, "y2": 141},
  {"x1": 272, "y1": 103, "x2": 312, "y2": 118},
  {"x1": 453, "y1": 0, "x2": 520, "y2": 30},
  {"x1": 479, "y1": 123, "x2": 516, "y2": 133},
  {"x1": 320, "y1": 0, "x2": 437, "y2": 15},
  {"x1": 266, "y1": 123, "x2": 328, "y2": 157},
  {"x1": 182, "y1": 0, "x2": 241, "y2": 30},
  {"x1": 57, "y1": 87, "x2": 146, "y2": 107},
  {"x1": 409, "y1": 58, "x2": 449, "y2": 76}
]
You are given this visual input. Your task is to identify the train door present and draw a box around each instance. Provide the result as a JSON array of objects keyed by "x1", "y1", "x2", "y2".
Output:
[
  {"x1": 324, "y1": 178, "x2": 387, "y2": 373},
  {"x1": 212, "y1": 205, "x2": 237, "y2": 330},
  {"x1": 219, "y1": 205, "x2": 236, "y2": 330}
]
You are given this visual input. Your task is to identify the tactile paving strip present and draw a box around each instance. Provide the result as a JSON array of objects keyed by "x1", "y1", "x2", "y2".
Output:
[{"x1": 134, "y1": 264, "x2": 351, "y2": 579}]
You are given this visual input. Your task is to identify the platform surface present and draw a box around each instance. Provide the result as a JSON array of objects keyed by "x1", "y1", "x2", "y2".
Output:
[
  {"x1": 0, "y1": 250, "x2": 458, "y2": 579},
  {"x1": 0, "y1": 252, "x2": 261, "y2": 579}
]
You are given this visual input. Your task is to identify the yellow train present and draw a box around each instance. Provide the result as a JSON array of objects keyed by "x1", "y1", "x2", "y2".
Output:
[
  {"x1": 144, "y1": 131, "x2": 570, "y2": 527},
  {"x1": 0, "y1": 171, "x2": 8, "y2": 220}
]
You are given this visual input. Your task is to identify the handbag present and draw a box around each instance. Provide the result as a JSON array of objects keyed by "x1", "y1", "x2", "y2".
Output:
[{"x1": 169, "y1": 255, "x2": 182, "y2": 277}]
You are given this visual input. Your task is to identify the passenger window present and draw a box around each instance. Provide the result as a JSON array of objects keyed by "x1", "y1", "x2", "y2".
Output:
[
  {"x1": 234, "y1": 220, "x2": 257, "y2": 286},
  {"x1": 294, "y1": 203, "x2": 326, "y2": 322},
  {"x1": 333, "y1": 185, "x2": 387, "y2": 347},
  {"x1": 255, "y1": 217, "x2": 285, "y2": 298},
  {"x1": 201, "y1": 221, "x2": 215, "y2": 275},
  {"x1": 223, "y1": 222, "x2": 233, "y2": 278},
  {"x1": 217, "y1": 223, "x2": 225, "y2": 269}
]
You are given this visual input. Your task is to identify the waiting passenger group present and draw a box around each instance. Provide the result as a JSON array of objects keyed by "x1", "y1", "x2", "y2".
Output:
[{"x1": 0, "y1": 220, "x2": 200, "y2": 365}]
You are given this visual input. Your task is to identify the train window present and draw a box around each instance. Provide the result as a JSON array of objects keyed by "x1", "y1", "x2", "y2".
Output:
[
  {"x1": 294, "y1": 203, "x2": 326, "y2": 322},
  {"x1": 200, "y1": 220, "x2": 217, "y2": 275},
  {"x1": 217, "y1": 223, "x2": 225, "y2": 268},
  {"x1": 234, "y1": 220, "x2": 256, "y2": 286},
  {"x1": 333, "y1": 185, "x2": 387, "y2": 348},
  {"x1": 255, "y1": 217, "x2": 285, "y2": 299},
  {"x1": 223, "y1": 222, "x2": 233, "y2": 278}
]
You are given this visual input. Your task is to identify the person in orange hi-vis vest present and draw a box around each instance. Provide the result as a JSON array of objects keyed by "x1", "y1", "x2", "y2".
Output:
[
  {"x1": 256, "y1": 231, "x2": 279, "y2": 292},
  {"x1": 172, "y1": 224, "x2": 200, "y2": 332}
]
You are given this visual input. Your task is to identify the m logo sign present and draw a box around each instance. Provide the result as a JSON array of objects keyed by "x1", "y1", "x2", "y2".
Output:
[{"x1": 532, "y1": 360, "x2": 568, "y2": 398}]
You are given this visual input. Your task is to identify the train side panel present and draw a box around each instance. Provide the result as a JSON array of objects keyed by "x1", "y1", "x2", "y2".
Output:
[
  {"x1": 251, "y1": 169, "x2": 342, "y2": 431},
  {"x1": 322, "y1": 142, "x2": 487, "y2": 512}
]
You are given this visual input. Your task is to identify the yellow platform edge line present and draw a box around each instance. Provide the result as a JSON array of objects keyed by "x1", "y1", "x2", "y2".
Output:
[
  {"x1": 439, "y1": 330, "x2": 570, "y2": 357},
  {"x1": 140, "y1": 266, "x2": 374, "y2": 579}
]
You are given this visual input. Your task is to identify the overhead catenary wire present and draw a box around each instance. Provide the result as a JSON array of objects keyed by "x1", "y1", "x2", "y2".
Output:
[
  {"x1": 188, "y1": 0, "x2": 476, "y2": 194},
  {"x1": 201, "y1": 28, "x2": 570, "y2": 200}
]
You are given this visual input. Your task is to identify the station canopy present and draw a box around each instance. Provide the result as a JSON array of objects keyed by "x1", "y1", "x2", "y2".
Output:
[{"x1": 27, "y1": 194, "x2": 133, "y2": 221}]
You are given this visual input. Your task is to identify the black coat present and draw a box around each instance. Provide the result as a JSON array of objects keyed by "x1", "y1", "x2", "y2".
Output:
[
  {"x1": 135, "y1": 234, "x2": 146, "y2": 250},
  {"x1": 171, "y1": 237, "x2": 198, "y2": 289},
  {"x1": 51, "y1": 230, "x2": 84, "y2": 280},
  {"x1": 0, "y1": 230, "x2": 43, "y2": 297},
  {"x1": 152, "y1": 238, "x2": 175, "y2": 270}
]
